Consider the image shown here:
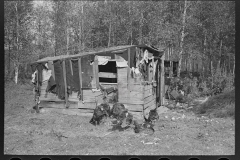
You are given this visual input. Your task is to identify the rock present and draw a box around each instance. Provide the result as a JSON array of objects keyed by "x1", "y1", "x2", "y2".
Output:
[
  {"x1": 176, "y1": 102, "x2": 180, "y2": 108},
  {"x1": 165, "y1": 116, "x2": 168, "y2": 119},
  {"x1": 171, "y1": 117, "x2": 175, "y2": 121},
  {"x1": 157, "y1": 106, "x2": 169, "y2": 114}
]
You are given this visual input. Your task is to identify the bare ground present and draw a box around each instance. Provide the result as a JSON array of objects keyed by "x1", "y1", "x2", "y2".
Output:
[{"x1": 4, "y1": 82, "x2": 235, "y2": 155}]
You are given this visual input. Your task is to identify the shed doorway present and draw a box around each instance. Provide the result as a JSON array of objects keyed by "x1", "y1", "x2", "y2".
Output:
[{"x1": 98, "y1": 61, "x2": 117, "y2": 83}]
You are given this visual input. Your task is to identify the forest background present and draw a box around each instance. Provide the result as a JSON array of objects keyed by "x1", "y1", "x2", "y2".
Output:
[{"x1": 4, "y1": 0, "x2": 235, "y2": 91}]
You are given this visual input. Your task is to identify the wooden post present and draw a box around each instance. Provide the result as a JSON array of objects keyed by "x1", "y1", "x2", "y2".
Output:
[
  {"x1": 95, "y1": 55, "x2": 99, "y2": 89},
  {"x1": 170, "y1": 61, "x2": 173, "y2": 77},
  {"x1": 69, "y1": 59, "x2": 73, "y2": 75},
  {"x1": 62, "y1": 60, "x2": 68, "y2": 108},
  {"x1": 160, "y1": 54, "x2": 165, "y2": 105},
  {"x1": 127, "y1": 48, "x2": 131, "y2": 89},
  {"x1": 50, "y1": 61, "x2": 55, "y2": 80},
  {"x1": 78, "y1": 57, "x2": 83, "y2": 101},
  {"x1": 35, "y1": 70, "x2": 40, "y2": 113}
]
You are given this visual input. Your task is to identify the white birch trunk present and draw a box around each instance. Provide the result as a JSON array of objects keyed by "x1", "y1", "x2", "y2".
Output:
[
  {"x1": 177, "y1": 0, "x2": 188, "y2": 77},
  {"x1": 14, "y1": 62, "x2": 19, "y2": 84}
]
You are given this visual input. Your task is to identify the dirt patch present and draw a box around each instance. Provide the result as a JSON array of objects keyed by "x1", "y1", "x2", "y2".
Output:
[{"x1": 4, "y1": 82, "x2": 235, "y2": 155}]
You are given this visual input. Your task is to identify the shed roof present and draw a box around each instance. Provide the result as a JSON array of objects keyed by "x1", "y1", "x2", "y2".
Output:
[{"x1": 31, "y1": 44, "x2": 164, "y2": 64}]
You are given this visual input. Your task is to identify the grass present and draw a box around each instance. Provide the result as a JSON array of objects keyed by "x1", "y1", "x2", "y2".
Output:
[
  {"x1": 193, "y1": 89, "x2": 235, "y2": 119},
  {"x1": 4, "y1": 80, "x2": 235, "y2": 155}
]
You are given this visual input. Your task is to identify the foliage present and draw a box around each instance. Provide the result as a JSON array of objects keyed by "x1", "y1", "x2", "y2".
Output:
[
  {"x1": 4, "y1": 1, "x2": 235, "y2": 83},
  {"x1": 194, "y1": 89, "x2": 235, "y2": 119}
]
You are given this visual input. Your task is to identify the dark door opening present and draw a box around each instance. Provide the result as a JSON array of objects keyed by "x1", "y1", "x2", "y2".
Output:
[{"x1": 98, "y1": 61, "x2": 117, "y2": 83}]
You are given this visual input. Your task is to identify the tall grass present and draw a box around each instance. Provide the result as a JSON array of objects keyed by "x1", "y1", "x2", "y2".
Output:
[{"x1": 194, "y1": 89, "x2": 235, "y2": 119}]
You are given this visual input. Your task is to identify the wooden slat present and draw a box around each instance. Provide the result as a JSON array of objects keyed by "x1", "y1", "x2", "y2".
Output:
[
  {"x1": 118, "y1": 90, "x2": 143, "y2": 99},
  {"x1": 50, "y1": 61, "x2": 55, "y2": 80},
  {"x1": 95, "y1": 56, "x2": 99, "y2": 89},
  {"x1": 62, "y1": 60, "x2": 68, "y2": 108},
  {"x1": 98, "y1": 72, "x2": 117, "y2": 78},
  {"x1": 119, "y1": 84, "x2": 143, "y2": 91},
  {"x1": 127, "y1": 48, "x2": 131, "y2": 89},
  {"x1": 83, "y1": 90, "x2": 102, "y2": 97},
  {"x1": 78, "y1": 58, "x2": 83, "y2": 101},
  {"x1": 144, "y1": 88, "x2": 153, "y2": 98},
  {"x1": 144, "y1": 94, "x2": 155, "y2": 104},
  {"x1": 69, "y1": 59, "x2": 73, "y2": 75},
  {"x1": 118, "y1": 97, "x2": 144, "y2": 105},
  {"x1": 144, "y1": 98, "x2": 156, "y2": 110},
  {"x1": 160, "y1": 55, "x2": 165, "y2": 105},
  {"x1": 124, "y1": 104, "x2": 143, "y2": 112}
]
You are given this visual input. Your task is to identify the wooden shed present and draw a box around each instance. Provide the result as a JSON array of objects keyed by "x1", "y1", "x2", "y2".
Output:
[{"x1": 30, "y1": 44, "x2": 165, "y2": 118}]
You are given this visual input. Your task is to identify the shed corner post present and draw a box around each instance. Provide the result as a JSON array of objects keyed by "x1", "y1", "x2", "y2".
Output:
[
  {"x1": 94, "y1": 55, "x2": 99, "y2": 89},
  {"x1": 78, "y1": 57, "x2": 83, "y2": 101},
  {"x1": 160, "y1": 53, "x2": 165, "y2": 106},
  {"x1": 62, "y1": 60, "x2": 69, "y2": 108},
  {"x1": 127, "y1": 48, "x2": 131, "y2": 89}
]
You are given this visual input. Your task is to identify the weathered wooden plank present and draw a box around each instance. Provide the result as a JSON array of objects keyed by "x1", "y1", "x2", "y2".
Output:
[
  {"x1": 94, "y1": 56, "x2": 99, "y2": 89},
  {"x1": 144, "y1": 88, "x2": 154, "y2": 98},
  {"x1": 119, "y1": 84, "x2": 143, "y2": 91},
  {"x1": 49, "y1": 61, "x2": 55, "y2": 80},
  {"x1": 98, "y1": 72, "x2": 117, "y2": 78},
  {"x1": 78, "y1": 58, "x2": 83, "y2": 101},
  {"x1": 118, "y1": 97, "x2": 144, "y2": 105},
  {"x1": 124, "y1": 104, "x2": 143, "y2": 112},
  {"x1": 118, "y1": 90, "x2": 143, "y2": 100},
  {"x1": 68, "y1": 91, "x2": 78, "y2": 100},
  {"x1": 143, "y1": 101, "x2": 157, "y2": 118},
  {"x1": 39, "y1": 97, "x2": 64, "y2": 103},
  {"x1": 144, "y1": 98, "x2": 156, "y2": 110},
  {"x1": 69, "y1": 59, "x2": 73, "y2": 75},
  {"x1": 62, "y1": 60, "x2": 68, "y2": 108},
  {"x1": 144, "y1": 94, "x2": 155, "y2": 104},
  {"x1": 144, "y1": 84, "x2": 152, "y2": 91},
  {"x1": 160, "y1": 55, "x2": 165, "y2": 105},
  {"x1": 83, "y1": 90, "x2": 102, "y2": 97}
]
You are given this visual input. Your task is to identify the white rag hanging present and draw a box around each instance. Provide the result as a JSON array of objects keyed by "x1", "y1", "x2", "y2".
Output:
[
  {"x1": 98, "y1": 56, "x2": 111, "y2": 65},
  {"x1": 143, "y1": 50, "x2": 149, "y2": 63}
]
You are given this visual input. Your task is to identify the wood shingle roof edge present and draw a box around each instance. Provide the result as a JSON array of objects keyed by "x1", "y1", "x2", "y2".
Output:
[{"x1": 31, "y1": 44, "x2": 164, "y2": 65}]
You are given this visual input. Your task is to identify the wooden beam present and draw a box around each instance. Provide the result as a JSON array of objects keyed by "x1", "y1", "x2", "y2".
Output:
[
  {"x1": 127, "y1": 48, "x2": 131, "y2": 89},
  {"x1": 95, "y1": 55, "x2": 99, "y2": 89},
  {"x1": 49, "y1": 61, "x2": 55, "y2": 80},
  {"x1": 62, "y1": 60, "x2": 69, "y2": 108},
  {"x1": 69, "y1": 59, "x2": 73, "y2": 75},
  {"x1": 160, "y1": 54, "x2": 165, "y2": 105},
  {"x1": 78, "y1": 57, "x2": 83, "y2": 101},
  {"x1": 98, "y1": 72, "x2": 117, "y2": 78}
]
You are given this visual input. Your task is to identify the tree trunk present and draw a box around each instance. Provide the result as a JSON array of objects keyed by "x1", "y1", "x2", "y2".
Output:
[
  {"x1": 15, "y1": 2, "x2": 19, "y2": 84},
  {"x1": 219, "y1": 38, "x2": 223, "y2": 75},
  {"x1": 233, "y1": 55, "x2": 235, "y2": 75},
  {"x1": 8, "y1": 35, "x2": 11, "y2": 77},
  {"x1": 81, "y1": 2, "x2": 85, "y2": 50},
  {"x1": 202, "y1": 31, "x2": 207, "y2": 77},
  {"x1": 14, "y1": 61, "x2": 19, "y2": 84},
  {"x1": 177, "y1": 0, "x2": 187, "y2": 77},
  {"x1": 66, "y1": 18, "x2": 70, "y2": 55},
  {"x1": 211, "y1": 59, "x2": 213, "y2": 88},
  {"x1": 139, "y1": 12, "x2": 143, "y2": 44},
  {"x1": 108, "y1": 22, "x2": 112, "y2": 47},
  {"x1": 128, "y1": 3, "x2": 133, "y2": 45}
]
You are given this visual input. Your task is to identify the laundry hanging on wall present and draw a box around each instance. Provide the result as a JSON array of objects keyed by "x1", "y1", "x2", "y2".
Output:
[{"x1": 53, "y1": 60, "x2": 65, "y2": 100}]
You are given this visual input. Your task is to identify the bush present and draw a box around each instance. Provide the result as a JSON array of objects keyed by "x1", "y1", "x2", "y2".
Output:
[{"x1": 194, "y1": 89, "x2": 235, "y2": 119}]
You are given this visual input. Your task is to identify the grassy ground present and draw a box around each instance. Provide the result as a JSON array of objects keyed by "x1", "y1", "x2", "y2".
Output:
[
  {"x1": 193, "y1": 89, "x2": 235, "y2": 119},
  {"x1": 4, "y1": 81, "x2": 235, "y2": 155}
]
